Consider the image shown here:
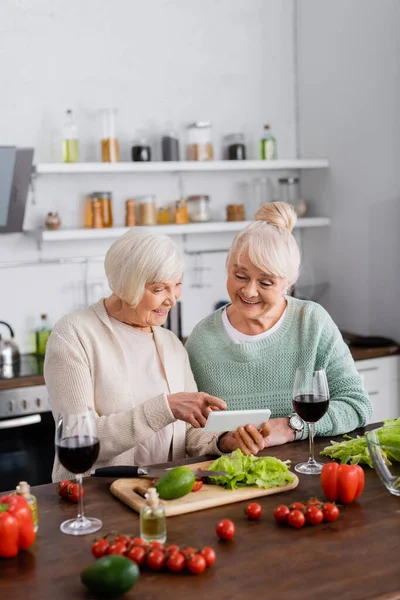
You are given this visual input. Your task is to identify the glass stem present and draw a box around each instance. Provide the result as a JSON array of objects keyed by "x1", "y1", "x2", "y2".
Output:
[
  {"x1": 76, "y1": 473, "x2": 85, "y2": 520},
  {"x1": 309, "y1": 422, "x2": 315, "y2": 463}
]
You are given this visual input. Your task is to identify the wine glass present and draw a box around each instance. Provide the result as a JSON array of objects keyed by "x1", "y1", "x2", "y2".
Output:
[
  {"x1": 292, "y1": 368, "x2": 330, "y2": 475},
  {"x1": 55, "y1": 409, "x2": 102, "y2": 535}
]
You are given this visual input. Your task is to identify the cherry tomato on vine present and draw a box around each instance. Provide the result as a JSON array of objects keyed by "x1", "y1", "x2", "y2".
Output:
[
  {"x1": 131, "y1": 537, "x2": 146, "y2": 546},
  {"x1": 216, "y1": 519, "x2": 236, "y2": 540},
  {"x1": 245, "y1": 502, "x2": 263, "y2": 520},
  {"x1": 165, "y1": 544, "x2": 181, "y2": 554},
  {"x1": 192, "y1": 481, "x2": 203, "y2": 492},
  {"x1": 166, "y1": 551, "x2": 186, "y2": 573},
  {"x1": 322, "y1": 502, "x2": 340, "y2": 522},
  {"x1": 289, "y1": 501, "x2": 305, "y2": 511},
  {"x1": 107, "y1": 541, "x2": 128, "y2": 555},
  {"x1": 146, "y1": 549, "x2": 166, "y2": 570},
  {"x1": 91, "y1": 538, "x2": 110, "y2": 558},
  {"x1": 127, "y1": 544, "x2": 146, "y2": 566},
  {"x1": 305, "y1": 505, "x2": 324, "y2": 526},
  {"x1": 274, "y1": 505, "x2": 290, "y2": 524},
  {"x1": 287, "y1": 509, "x2": 306, "y2": 529},
  {"x1": 200, "y1": 546, "x2": 216, "y2": 567},
  {"x1": 187, "y1": 553, "x2": 207, "y2": 575}
]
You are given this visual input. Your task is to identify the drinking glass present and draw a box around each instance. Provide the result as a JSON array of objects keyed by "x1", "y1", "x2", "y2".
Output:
[
  {"x1": 55, "y1": 409, "x2": 102, "y2": 535},
  {"x1": 292, "y1": 368, "x2": 330, "y2": 475}
]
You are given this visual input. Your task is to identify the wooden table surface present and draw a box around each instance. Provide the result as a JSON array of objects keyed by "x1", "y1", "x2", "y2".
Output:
[{"x1": 1, "y1": 429, "x2": 400, "y2": 600}]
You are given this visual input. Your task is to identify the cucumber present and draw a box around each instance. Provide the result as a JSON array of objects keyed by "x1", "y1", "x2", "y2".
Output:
[
  {"x1": 81, "y1": 555, "x2": 139, "y2": 598},
  {"x1": 154, "y1": 466, "x2": 195, "y2": 500}
]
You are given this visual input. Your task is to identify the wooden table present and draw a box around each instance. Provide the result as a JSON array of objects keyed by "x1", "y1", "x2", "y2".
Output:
[{"x1": 1, "y1": 429, "x2": 400, "y2": 600}]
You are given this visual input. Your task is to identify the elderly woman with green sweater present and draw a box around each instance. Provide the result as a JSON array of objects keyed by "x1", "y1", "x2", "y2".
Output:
[{"x1": 186, "y1": 202, "x2": 372, "y2": 456}]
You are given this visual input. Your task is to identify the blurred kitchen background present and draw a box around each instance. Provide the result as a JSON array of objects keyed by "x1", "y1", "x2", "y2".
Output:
[{"x1": 1, "y1": 0, "x2": 400, "y2": 487}]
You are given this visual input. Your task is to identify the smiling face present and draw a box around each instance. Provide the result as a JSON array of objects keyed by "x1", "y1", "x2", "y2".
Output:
[{"x1": 226, "y1": 253, "x2": 288, "y2": 330}]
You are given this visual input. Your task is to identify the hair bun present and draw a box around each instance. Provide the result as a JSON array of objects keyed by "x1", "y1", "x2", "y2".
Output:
[{"x1": 254, "y1": 201, "x2": 297, "y2": 232}]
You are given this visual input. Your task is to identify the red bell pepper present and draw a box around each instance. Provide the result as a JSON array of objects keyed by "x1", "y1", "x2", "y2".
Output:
[
  {"x1": 321, "y1": 462, "x2": 365, "y2": 504},
  {"x1": 0, "y1": 495, "x2": 36, "y2": 558}
]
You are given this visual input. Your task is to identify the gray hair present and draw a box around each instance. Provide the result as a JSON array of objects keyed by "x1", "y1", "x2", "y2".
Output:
[
  {"x1": 228, "y1": 202, "x2": 301, "y2": 286},
  {"x1": 104, "y1": 230, "x2": 185, "y2": 306}
]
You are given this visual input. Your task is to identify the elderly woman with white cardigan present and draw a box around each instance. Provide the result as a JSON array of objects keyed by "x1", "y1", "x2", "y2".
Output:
[{"x1": 45, "y1": 230, "x2": 243, "y2": 482}]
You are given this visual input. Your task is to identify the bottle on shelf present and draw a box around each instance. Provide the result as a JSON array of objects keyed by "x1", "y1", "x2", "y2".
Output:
[
  {"x1": 125, "y1": 199, "x2": 136, "y2": 227},
  {"x1": 16, "y1": 481, "x2": 38, "y2": 532},
  {"x1": 260, "y1": 125, "x2": 277, "y2": 160},
  {"x1": 101, "y1": 108, "x2": 120, "y2": 163},
  {"x1": 62, "y1": 110, "x2": 80, "y2": 163},
  {"x1": 140, "y1": 487, "x2": 166, "y2": 544},
  {"x1": 35, "y1": 314, "x2": 52, "y2": 356}
]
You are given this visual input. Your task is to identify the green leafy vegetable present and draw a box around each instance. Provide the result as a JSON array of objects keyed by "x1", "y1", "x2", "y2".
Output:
[
  {"x1": 207, "y1": 449, "x2": 295, "y2": 490},
  {"x1": 320, "y1": 417, "x2": 400, "y2": 467}
]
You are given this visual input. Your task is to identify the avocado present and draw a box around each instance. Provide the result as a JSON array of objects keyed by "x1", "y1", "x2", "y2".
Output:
[
  {"x1": 81, "y1": 555, "x2": 139, "y2": 598},
  {"x1": 154, "y1": 466, "x2": 196, "y2": 500}
]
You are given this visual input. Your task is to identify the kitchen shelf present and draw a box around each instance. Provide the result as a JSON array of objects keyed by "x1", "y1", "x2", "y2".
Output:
[
  {"x1": 30, "y1": 218, "x2": 331, "y2": 243},
  {"x1": 34, "y1": 159, "x2": 329, "y2": 175}
]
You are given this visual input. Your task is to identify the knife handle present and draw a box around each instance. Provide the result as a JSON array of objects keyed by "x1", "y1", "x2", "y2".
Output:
[{"x1": 92, "y1": 466, "x2": 140, "y2": 478}]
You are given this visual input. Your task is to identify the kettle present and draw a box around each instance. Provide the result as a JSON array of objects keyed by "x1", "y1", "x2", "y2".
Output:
[{"x1": 0, "y1": 321, "x2": 21, "y2": 366}]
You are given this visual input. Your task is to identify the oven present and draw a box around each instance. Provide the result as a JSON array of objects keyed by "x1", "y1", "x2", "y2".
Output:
[{"x1": 0, "y1": 383, "x2": 55, "y2": 492}]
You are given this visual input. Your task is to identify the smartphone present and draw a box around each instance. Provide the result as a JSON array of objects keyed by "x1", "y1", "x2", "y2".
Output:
[{"x1": 204, "y1": 409, "x2": 271, "y2": 433}]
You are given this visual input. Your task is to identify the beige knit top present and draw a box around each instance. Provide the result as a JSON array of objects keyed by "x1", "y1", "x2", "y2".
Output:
[{"x1": 44, "y1": 300, "x2": 221, "y2": 482}]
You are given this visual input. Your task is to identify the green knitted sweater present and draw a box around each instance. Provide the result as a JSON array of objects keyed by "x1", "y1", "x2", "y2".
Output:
[{"x1": 186, "y1": 297, "x2": 372, "y2": 439}]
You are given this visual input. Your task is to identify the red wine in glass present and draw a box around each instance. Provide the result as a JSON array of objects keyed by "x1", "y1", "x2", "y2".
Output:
[
  {"x1": 56, "y1": 436, "x2": 100, "y2": 474},
  {"x1": 293, "y1": 394, "x2": 329, "y2": 423}
]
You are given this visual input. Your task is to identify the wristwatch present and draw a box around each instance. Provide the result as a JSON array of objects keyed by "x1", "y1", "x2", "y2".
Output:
[{"x1": 288, "y1": 413, "x2": 304, "y2": 441}]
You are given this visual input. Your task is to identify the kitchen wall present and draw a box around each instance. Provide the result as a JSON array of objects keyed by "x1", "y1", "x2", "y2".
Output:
[
  {"x1": 297, "y1": 0, "x2": 400, "y2": 340},
  {"x1": 0, "y1": 0, "x2": 300, "y2": 351}
]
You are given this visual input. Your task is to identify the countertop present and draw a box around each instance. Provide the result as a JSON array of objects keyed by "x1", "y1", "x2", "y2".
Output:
[{"x1": 1, "y1": 427, "x2": 400, "y2": 600}]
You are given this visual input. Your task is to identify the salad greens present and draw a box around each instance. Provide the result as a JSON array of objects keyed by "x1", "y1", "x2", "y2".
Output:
[
  {"x1": 207, "y1": 449, "x2": 295, "y2": 490},
  {"x1": 320, "y1": 417, "x2": 400, "y2": 467}
]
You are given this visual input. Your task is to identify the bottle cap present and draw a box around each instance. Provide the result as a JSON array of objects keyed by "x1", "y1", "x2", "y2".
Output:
[
  {"x1": 41, "y1": 314, "x2": 47, "y2": 320},
  {"x1": 16, "y1": 481, "x2": 30, "y2": 496},
  {"x1": 145, "y1": 487, "x2": 159, "y2": 509}
]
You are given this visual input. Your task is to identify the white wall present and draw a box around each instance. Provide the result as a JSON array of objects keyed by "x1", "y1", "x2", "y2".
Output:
[
  {"x1": 0, "y1": 0, "x2": 298, "y2": 351},
  {"x1": 297, "y1": 0, "x2": 400, "y2": 340}
]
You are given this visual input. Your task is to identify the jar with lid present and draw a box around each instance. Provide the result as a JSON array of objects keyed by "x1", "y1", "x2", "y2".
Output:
[
  {"x1": 101, "y1": 109, "x2": 120, "y2": 162},
  {"x1": 125, "y1": 199, "x2": 136, "y2": 227},
  {"x1": 187, "y1": 122, "x2": 213, "y2": 161},
  {"x1": 161, "y1": 125, "x2": 180, "y2": 161},
  {"x1": 226, "y1": 204, "x2": 245, "y2": 222},
  {"x1": 85, "y1": 192, "x2": 113, "y2": 228},
  {"x1": 224, "y1": 133, "x2": 246, "y2": 160},
  {"x1": 157, "y1": 206, "x2": 171, "y2": 225},
  {"x1": 278, "y1": 177, "x2": 299, "y2": 204},
  {"x1": 132, "y1": 132, "x2": 152, "y2": 162},
  {"x1": 187, "y1": 195, "x2": 210, "y2": 222},
  {"x1": 138, "y1": 196, "x2": 157, "y2": 225},
  {"x1": 44, "y1": 212, "x2": 61, "y2": 230},
  {"x1": 174, "y1": 199, "x2": 189, "y2": 224}
]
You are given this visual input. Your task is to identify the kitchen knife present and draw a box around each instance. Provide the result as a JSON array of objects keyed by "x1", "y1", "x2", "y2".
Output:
[{"x1": 91, "y1": 465, "x2": 227, "y2": 478}]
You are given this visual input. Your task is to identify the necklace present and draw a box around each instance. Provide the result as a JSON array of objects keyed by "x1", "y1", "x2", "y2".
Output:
[{"x1": 104, "y1": 301, "x2": 151, "y2": 332}]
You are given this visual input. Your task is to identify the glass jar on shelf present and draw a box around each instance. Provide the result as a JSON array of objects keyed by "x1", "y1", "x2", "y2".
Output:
[
  {"x1": 224, "y1": 133, "x2": 246, "y2": 160},
  {"x1": 187, "y1": 195, "x2": 210, "y2": 222},
  {"x1": 187, "y1": 122, "x2": 213, "y2": 161},
  {"x1": 132, "y1": 132, "x2": 152, "y2": 162},
  {"x1": 157, "y1": 206, "x2": 171, "y2": 225},
  {"x1": 125, "y1": 199, "x2": 136, "y2": 227},
  {"x1": 174, "y1": 199, "x2": 189, "y2": 224},
  {"x1": 226, "y1": 204, "x2": 245, "y2": 222},
  {"x1": 278, "y1": 177, "x2": 300, "y2": 204},
  {"x1": 100, "y1": 108, "x2": 120, "y2": 162},
  {"x1": 138, "y1": 196, "x2": 157, "y2": 225}
]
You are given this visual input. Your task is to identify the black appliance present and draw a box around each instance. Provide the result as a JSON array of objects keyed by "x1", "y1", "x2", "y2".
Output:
[
  {"x1": 0, "y1": 355, "x2": 54, "y2": 492},
  {"x1": 0, "y1": 146, "x2": 34, "y2": 234},
  {"x1": 162, "y1": 302, "x2": 182, "y2": 340}
]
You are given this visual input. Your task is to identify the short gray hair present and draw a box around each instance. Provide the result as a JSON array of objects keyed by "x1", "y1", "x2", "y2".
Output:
[{"x1": 104, "y1": 230, "x2": 185, "y2": 306}]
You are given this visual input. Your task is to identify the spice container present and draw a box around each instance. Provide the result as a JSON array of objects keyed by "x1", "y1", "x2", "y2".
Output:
[
  {"x1": 95, "y1": 192, "x2": 113, "y2": 227},
  {"x1": 16, "y1": 481, "x2": 38, "y2": 532},
  {"x1": 162, "y1": 129, "x2": 180, "y2": 161},
  {"x1": 157, "y1": 206, "x2": 171, "y2": 225},
  {"x1": 101, "y1": 108, "x2": 120, "y2": 162},
  {"x1": 91, "y1": 199, "x2": 103, "y2": 228},
  {"x1": 138, "y1": 196, "x2": 157, "y2": 225},
  {"x1": 62, "y1": 109, "x2": 79, "y2": 163},
  {"x1": 187, "y1": 122, "x2": 213, "y2": 161},
  {"x1": 187, "y1": 195, "x2": 210, "y2": 222},
  {"x1": 132, "y1": 133, "x2": 151, "y2": 162},
  {"x1": 225, "y1": 133, "x2": 246, "y2": 160},
  {"x1": 260, "y1": 124, "x2": 277, "y2": 160},
  {"x1": 174, "y1": 199, "x2": 189, "y2": 224},
  {"x1": 140, "y1": 487, "x2": 166, "y2": 544},
  {"x1": 278, "y1": 177, "x2": 300, "y2": 205},
  {"x1": 227, "y1": 204, "x2": 245, "y2": 221},
  {"x1": 44, "y1": 212, "x2": 61, "y2": 230},
  {"x1": 125, "y1": 199, "x2": 136, "y2": 227}
]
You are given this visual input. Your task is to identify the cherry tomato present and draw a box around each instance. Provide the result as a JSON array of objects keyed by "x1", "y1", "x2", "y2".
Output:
[
  {"x1": 127, "y1": 544, "x2": 146, "y2": 566},
  {"x1": 192, "y1": 481, "x2": 203, "y2": 492},
  {"x1": 187, "y1": 553, "x2": 207, "y2": 575},
  {"x1": 287, "y1": 509, "x2": 306, "y2": 529},
  {"x1": 114, "y1": 534, "x2": 131, "y2": 544},
  {"x1": 321, "y1": 462, "x2": 365, "y2": 504},
  {"x1": 289, "y1": 501, "x2": 305, "y2": 511},
  {"x1": 216, "y1": 519, "x2": 235, "y2": 540},
  {"x1": 182, "y1": 546, "x2": 197, "y2": 558},
  {"x1": 322, "y1": 502, "x2": 340, "y2": 523},
  {"x1": 91, "y1": 538, "x2": 110, "y2": 558},
  {"x1": 165, "y1": 544, "x2": 180, "y2": 554},
  {"x1": 107, "y1": 541, "x2": 128, "y2": 555},
  {"x1": 306, "y1": 498, "x2": 322, "y2": 506},
  {"x1": 305, "y1": 505, "x2": 324, "y2": 526},
  {"x1": 166, "y1": 551, "x2": 186, "y2": 573},
  {"x1": 200, "y1": 546, "x2": 216, "y2": 567},
  {"x1": 131, "y1": 537, "x2": 146, "y2": 546},
  {"x1": 147, "y1": 549, "x2": 166, "y2": 571},
  {"x1": 274, "y1": 505, "x2": 290, "y2": 524},
  {"x1": 66, "y1": 482, "x2": 85, "y2": 503},
  {"x1": 57, "y1": 480, "x2": 71, "y2": 498},
  {"x1": 148, "y1": 541, "x2": 164, "y2": 550},
  {"x1": 245, "y1": 502, "x2": 262, "y2": 520}
]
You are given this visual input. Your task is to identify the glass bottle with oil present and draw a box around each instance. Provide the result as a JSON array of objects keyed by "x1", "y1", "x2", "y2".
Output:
[
  {"x1": 35, "y1": 314, "x2": 52, "y2": 356},
  {"x1": 62, "y1": 109, "x2": 80, "y2": 163},
  {"x1": 260, "y1": 124, "x2": 277, "y2": 160},
  {"x1": 140, "y1": 487, "x2": 166, "y2": 544},
  {"x1": 16, "y1": 481, "x2": 39, "y2": 532}
]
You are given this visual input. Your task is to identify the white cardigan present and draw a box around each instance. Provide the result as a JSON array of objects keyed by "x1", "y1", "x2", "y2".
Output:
[{"x1": 44, "y1": 300, "x2": 221, "y2": 481}]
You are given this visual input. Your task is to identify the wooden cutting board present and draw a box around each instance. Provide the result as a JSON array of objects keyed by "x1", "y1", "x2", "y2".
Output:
[{"x1": 110, "y1": 460, "x2": 299, "y2": 517}]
